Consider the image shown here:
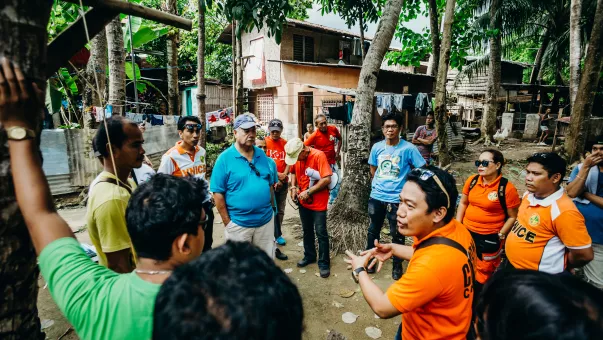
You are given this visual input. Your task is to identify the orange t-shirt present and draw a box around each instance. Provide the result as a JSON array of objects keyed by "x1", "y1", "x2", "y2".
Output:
[
  {"x1": 462, "y1": 175, "x2": 521, "y2": 234},
  {"x1": 386, "y1": 220, "x2": 476, "y2": 340},
  {"x1": 304, "y1": 125, "x2": 341, "y2": 165},
  {"x1": 505, "y1": 189, "x2": 592, "y2": 273},
  {"x1": 265, "y1": 136, "x2": 287, "y2": 173},
  {"x1": 290, "y1": 148, "x2": 332, "y2": 211}
]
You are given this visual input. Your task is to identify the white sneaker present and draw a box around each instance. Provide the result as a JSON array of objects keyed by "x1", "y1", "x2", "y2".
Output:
[{"x1": 538, "y1": 142, "x2": 547, "y2": 146}]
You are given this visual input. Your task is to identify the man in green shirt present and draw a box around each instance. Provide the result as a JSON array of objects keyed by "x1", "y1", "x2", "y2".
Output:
[{"x1": 0, "y1": 59, "x2": 208, "y2": 340}]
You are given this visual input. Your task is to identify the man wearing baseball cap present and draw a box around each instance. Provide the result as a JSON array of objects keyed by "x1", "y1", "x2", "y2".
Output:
[
  {"x1": 266, "y1": 118, "x2": 290, "y2": 246},
  {"x1": 211, "y1": 114, "x2": 278, "y2": 258},
  {"x1": 286, "y1": 138, "x2": 332, "y2": 277}
]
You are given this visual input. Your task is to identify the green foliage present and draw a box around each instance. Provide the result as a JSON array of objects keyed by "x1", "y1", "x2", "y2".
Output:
[
  {"x1": 288, "y1": 0, "x2": 313, "y2": 20},
  {"x1": 48, "y1": 1, "x2": 85, "y2": 40},
  {"x1": 124, "y1": 16, "x2": 169, "y2": 52}
]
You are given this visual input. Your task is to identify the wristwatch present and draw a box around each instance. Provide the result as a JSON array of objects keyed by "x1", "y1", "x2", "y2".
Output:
[
  {"x1": 6, "y1": 126, "x2": 35, "y2": 140},
  {"x1": 498, "y1": 232, "x2": 506, "y2": 240},
  {"x1": 352, "y1": 267, "x2": 366, "y2": 284}
]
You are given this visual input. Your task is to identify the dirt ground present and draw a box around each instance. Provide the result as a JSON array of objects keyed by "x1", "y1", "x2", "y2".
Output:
[{"x1": 39, "y1": 139, "x2": 548, "y2": 340}]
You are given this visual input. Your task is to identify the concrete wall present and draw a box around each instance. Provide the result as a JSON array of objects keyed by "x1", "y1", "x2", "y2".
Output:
[
  {"x1": 41, "y1": 124, "x2": 180, "y2": 195},
  {"x1": 241, "y1": 26, "x2": 281, "y2": 89}
]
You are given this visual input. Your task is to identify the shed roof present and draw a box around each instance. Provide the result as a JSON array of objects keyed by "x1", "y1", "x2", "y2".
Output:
[
  {"x1": 269, "y1": 59, "x2": 434, "y2": 78},
  {"x1": 305, "y1": 84, "x2": 414, "y2": 97}
]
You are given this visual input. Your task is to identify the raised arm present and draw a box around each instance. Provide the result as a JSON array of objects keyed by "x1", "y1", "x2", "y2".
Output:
[{"x1": 0, "y1": 59, "x2": 74, "y2": 255}]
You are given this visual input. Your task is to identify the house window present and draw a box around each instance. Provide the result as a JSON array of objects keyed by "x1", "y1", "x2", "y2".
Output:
[
  {"x1": 293, "y1": 35, "x2": 314, "y2": 62},
  {"x1": 257, "y1": 94, "x2": 274, "y2": 124}
]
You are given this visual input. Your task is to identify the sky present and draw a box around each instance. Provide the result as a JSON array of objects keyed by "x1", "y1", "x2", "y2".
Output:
[{"x1": 305, "y1": 3, "x2": 430, "y2": 48}]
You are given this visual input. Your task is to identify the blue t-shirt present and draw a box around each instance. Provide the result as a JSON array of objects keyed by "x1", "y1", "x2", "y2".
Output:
[
  {"x1": 369, "y1": 139, "x2": 426, "y2": 203},
  {"x1": 569, "y1": 166, "x2": 603, "y2": 244},
  {"x1": 210, "y1": 145, "x2": 277, "y2": 227}
]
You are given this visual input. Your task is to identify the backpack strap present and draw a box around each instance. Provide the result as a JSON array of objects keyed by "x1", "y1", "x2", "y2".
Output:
[
  {"x1": 498, "y1": 177, "x2": 509, "y2": 220},
  {"x1": 467, "y1": 175, "x2": 480, "y2": 192},
  {"x1": 96, "y1": 178, "x2": 133, "y2": 195},
  {"x1": 416, "y1": 236, "x2": 469, "y2": 258}
]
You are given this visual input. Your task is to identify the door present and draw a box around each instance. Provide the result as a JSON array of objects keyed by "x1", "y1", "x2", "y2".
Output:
[{"x1": 298, "y1": 92, "x2": 313, "y2": 137}]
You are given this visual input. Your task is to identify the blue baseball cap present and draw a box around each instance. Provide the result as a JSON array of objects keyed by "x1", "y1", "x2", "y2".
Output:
[{"x1": 233, "y1": 114, "x2": 256, "y2": 130}]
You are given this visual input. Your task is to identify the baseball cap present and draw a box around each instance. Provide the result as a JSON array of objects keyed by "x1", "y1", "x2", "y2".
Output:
[
  {"x1": 285, "y1": 138, "x2": 304, "y2": 165},
  {"x1": 268, "y1": 119, "x2": 283, "y2": 132},
  {"x1": 233, "y1": 114, "x2": 256, "y2": 130}
]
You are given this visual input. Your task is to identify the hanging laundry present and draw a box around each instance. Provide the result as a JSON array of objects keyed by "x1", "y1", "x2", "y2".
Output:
[
  {"x1": 382, "y1": 95, "x2": 392, "y2": 112},
  {"x1": 94, "y1": 106, "x2": 104, "y2": 122},
  {"x1": 415, "y1": 93, "x2": 430, "y2": 116},
  {"x1": 150, "y1": 115, "x2": 164, "y2": 125},
  {"x1": 352, "y1": 38, "x2": 363, "y2": 56},
  {"x1": 392, "y1": 95, "x2": 405, "y2": 112},
  {"x1": 105, "y1": 105, "x2": 113, "y2": 118},
  {"x1": 345, "y1": 101, "x2": 354, "y2": 123},
  {"x1": 328, "y1": 106, "x2": 348, "y2": 124}
]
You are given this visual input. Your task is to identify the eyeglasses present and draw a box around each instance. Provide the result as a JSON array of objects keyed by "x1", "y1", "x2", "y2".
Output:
[
  {"x1": 184, "y1": 123, "x2": 203, "y2": 133},
  {"x1": 269, "y1": 121, "x2": 283, "y2": 128},
  {"x1": 199, "y1": 214, "x2": 209, "y2": 230},
  {"x1": 248, "y1": 162, "x2": 260, "y2": 176},
  {"x1": 475, "y1": 160, "x2": 492, "y2": 167},
  {"x1": 411, "y1": 168, "x2": 450, "y2": 209},
  {"x1": 382, "y1": 124, "x2": 400, "y2": 131}
]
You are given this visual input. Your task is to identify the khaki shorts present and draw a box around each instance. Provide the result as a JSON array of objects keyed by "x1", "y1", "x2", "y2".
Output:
[{"x1": 224, "y1": 216, "x2": 275, "y2": 259}]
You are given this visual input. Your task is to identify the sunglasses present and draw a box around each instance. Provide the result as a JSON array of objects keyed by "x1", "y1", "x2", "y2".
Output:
[
  {"x1": 199, "y1": 214, "x2": 209, "y2": 230},
  {"x1": 184, "y1": 123, "x2": 203, "y2": 132},
  {"x1": 248, "y1": 162, "x2": 260, "y2": 177},
  {"x1": 475, "y1": 160, "x2": 492, "y2": 167},
  {"x1": 411, "y1": 168, "x2": 450, "y2": 209}
]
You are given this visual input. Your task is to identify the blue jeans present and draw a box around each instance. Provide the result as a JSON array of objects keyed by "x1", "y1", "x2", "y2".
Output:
[
  {"x1": 366, "y1": 198, "x2": 403, "y2": 268},
  {"x1": 328, "y1": 164, "x2": 341, "y2": 205},
  {"x1": 299, "y1": 206, "x2": 330, "y2": 269}
]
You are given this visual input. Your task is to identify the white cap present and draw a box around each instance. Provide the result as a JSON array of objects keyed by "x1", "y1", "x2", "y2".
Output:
[{"x1": 284, "y1": 138, "x2": 304, "y2": 165}]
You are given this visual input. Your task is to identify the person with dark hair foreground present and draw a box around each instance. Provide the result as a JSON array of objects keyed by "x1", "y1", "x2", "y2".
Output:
[
  {"x1": 456, "y1": 149, "x2": 520, "y2": 293},
  {"x1": 88, "y1": 114, "x2": 145, "y2": 273},
  {"x1": 346, "y1": 166, "x2": 476, "y2": 339},
  {"x1": 475, "y1": 270, "x2": 603, "y2": 340},
  {"x1": 153, "y1": 241, "x2": 304, "y2": 340},
  {"x1": 505, "y1": 152, "x2": 593, "y2": 273},
  {"x1": 366, "y1": 112, "x2": 425, "y2": 280},
  {"x1": 0, "y1": 60, "x2": 208, "y2": 339}
]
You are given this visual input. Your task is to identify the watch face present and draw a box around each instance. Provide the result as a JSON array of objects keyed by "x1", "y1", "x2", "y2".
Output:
[{"x1": 11, "y1": 127, "x2": 26, "y2": 139}]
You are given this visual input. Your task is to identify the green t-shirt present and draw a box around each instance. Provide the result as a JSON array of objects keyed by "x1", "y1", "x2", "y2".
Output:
[{"x1": 39, "y1": 238, "x2": 160, "y2": 340}]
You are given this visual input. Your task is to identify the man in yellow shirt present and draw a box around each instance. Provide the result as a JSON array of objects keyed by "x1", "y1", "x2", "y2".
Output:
[{"x1": 88, "y1": 116, "x2": 146, "y2": 272}]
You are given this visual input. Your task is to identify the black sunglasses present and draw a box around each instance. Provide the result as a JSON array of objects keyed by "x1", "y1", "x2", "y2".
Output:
[
  {"x1": 184, "y1": 123, "x2": 203, "y2": 132},
  {"x1": 248, "y1": 162, "x2": 260, "y2": 177},
  {"x1": 475, "y1": 160, "x2": 492, "y2": 167},
  {"x1": 410, "y1": 168, "x2": 450, "y2": 209},
  {"x1": 199, "y1": 214, "x2": 209, "y2": 230}
]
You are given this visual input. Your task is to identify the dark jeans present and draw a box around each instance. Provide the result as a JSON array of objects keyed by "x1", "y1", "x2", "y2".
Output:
[
  {"x1": 299, "y1": 205, "x2": 330, "y2": 269},
  {"x1": 202, "y1": 200, "x2": 215, "y2": 252},
  {"x1": 367, "y1": 198, "x2": 403, "y2": 268},
  {"x1": 274, "y1": 182, "x2": 288, "y2": 238}
]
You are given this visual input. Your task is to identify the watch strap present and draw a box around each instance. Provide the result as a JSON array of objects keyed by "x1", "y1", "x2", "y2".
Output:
[{"x1": 6, "y1": 126, "x2": 36, "y2": 140}]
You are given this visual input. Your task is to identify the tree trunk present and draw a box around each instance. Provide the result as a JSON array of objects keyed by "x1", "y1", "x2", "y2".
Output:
[
  {"x1": 426, "y1": 0, "x2": 441, "y2": 77},
  {"x1": 434, "y1": 0, "x2": 456, "y2": 166},
  {"x1": 235, "y1": 21, "x2": 244, "y2": 115},
  {"x1": 529, "y1": 33, "x2": 549, "y2": 105},
  {"x1": 359, "y1": 9, "x2": 365, "y2": 64},
  {"x1": 197, "y1": 1, "x2": 207, "y2": 148},
  {"x1": 569, "y1": 0, "x2": 583, "y2": 107},
  {"x1": 0, "y1": 1, "x2": 51, "y2": 339},
  {"x1": 481, "y1": 0, "x2": 502, "y2": 144},
  {"x1": 566, "y1": 0, "x2": 603, "y2": 163},
  {"x1": 166, "y1": 0, "x2": 180, "y2": 115},
  {"x1": 82, "y1": 32, "x2": 107, "y2": 128},
  {"x1": 106, "y1": 17, "x2": 126, "y2": 116},
  {"x1": 232, "y1": 20, "x2": 237, "y2": 115},
  {"x1": 328, "y1": 0, "x2": 405, "y2": 254}
]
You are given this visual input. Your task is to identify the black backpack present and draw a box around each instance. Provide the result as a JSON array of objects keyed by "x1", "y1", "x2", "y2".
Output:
[{"x1": 467, "y1": 175, "x2": 509, "y2": 220}]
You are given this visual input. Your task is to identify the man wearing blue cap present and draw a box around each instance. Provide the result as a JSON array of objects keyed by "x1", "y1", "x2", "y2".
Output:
[{"x1": 211, "y1": 114, "x2": 278, "y2": 258}]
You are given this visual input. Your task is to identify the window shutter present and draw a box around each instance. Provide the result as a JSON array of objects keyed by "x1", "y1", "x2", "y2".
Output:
[
  {"x1": 293, "y1": 35, "x2": 304, "y2": 61},
  {"x1": 304, "y1": 36, "x2": 314, "y2": 62}
]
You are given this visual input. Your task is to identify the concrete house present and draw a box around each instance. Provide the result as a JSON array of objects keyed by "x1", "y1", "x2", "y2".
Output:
[{"x1": 218, "y1": 19, "x2": 434, "y2": 140}]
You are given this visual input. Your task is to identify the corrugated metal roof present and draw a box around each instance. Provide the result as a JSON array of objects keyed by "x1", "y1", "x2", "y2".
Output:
[
  {"x1": 304, "y1": 84, "x2": 414, "y2": 97},
  {"x1": 269, "y1": 59, "x2": 434, "y2": 78}
]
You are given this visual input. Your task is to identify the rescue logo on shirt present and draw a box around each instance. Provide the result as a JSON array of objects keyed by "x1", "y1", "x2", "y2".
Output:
[
  {"x1": 329, "y1": 135, "x2": 335, "y2": 141},
  {"x1": 487, "y1": 191, "x2": 499, "y2": 202},
  {"x1": 267, "y1": 149, "x2": 285, "y2": 160},
  {"x1": 376, "y1": 154, "x2": 401, "y2": 180},
  {"x1": 529, "y1": 213, "x2": 540, "y2": 227},
  {"x1": 181, "y1": 164, "x2": 206, "y2": 177}
]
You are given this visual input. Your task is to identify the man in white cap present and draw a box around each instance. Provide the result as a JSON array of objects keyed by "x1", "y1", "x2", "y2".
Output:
[
  {"x1": 211, "y1": 114, "x2": 277, "y2": 258},
  {"x1": 286, "y1": 138, "x2": 332, "y2": 277}
]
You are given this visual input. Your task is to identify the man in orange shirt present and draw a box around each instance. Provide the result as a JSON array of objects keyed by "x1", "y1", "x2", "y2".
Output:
[
  {"x1": 266, "y1": 119, "x2": 289, "y2": 246},
  {"x1": 346, "y1": 166, "x2": 476, "y2": 340},
  {"x1": 505, "y1": 152, "x2": 593, "y2": 273},
  {"x1": 286, "y1": 138, "x2": 332, "y2": 278},
  {"x1": 304, "y1": 114, "x2": 341, "y2": 206}
]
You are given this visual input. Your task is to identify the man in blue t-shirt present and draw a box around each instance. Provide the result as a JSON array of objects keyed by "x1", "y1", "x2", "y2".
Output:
[
  {"x1": 211, "y1": 114, "x2": 277, "y2": 258},
  {"x1": 366, "y1": 113, "x2": 426, "y2": 280},
  {"x1": 567, "y1": 139, "x2": 603, "y2": 289}
]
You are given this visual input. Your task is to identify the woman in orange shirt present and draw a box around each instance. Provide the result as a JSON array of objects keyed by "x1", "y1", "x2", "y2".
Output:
[{"x1": 456, "y1": 149, "x2": 520, "y2": 294}]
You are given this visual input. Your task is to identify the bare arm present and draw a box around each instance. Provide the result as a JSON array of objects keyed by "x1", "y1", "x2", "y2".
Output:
[
  {"x1": 105, "y1": 249, "x2": 134, "y2": 273},
  {"x1": 456, "y1": 194, "x2": 469, "y2": 222},
  {"x1": 499, "y1": 207, "x2": 518, "y2": 236},
  {"x1": 1, "y1": 60, "x2": 74, "y2": 255},
  {"x1": 584, "y1": 192, "x2": 603, "y2": 209},
  {"x1": 568, "y1": 247, "x2": 594, "y2": 269},
  {"x1": 358, "y1": 272, "x2": 401, "y2": 319},
  {"x1": 309, "y1": 176, "x2": 331, "y2": 195},
  {"x1": 213, "y1": 192, "x2": 230, "y2": 225},
  {"x1": 370, "y1": 165, "x2": 377, "y2": 178},
  {"x1": 390, "y1": 244, "x2": 414, "y2": 261},
  {"x1": 566, "y1": 167, "x2": 592, "y2": 198}
]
